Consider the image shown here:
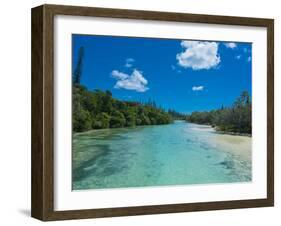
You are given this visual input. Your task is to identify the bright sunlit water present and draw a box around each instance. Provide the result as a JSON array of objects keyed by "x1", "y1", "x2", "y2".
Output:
[{"x1": 73, "y1": 121, "x2": 251, "y2": 190}]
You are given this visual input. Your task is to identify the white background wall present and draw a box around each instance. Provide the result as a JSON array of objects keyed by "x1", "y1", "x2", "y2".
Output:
[{"x1": 0, "y1": 0, "x2": 279, "y2": 225}]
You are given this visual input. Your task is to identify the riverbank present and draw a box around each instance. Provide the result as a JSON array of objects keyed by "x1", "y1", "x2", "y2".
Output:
[
  {"x1": 74, "y1": 120, "x2": 175, "y2": 136},
  {"x1": 214, "y1": 127, "x2": 252, "y2": 137},
  {"x1": 188, "y1": 122, "x2": 252, "y2": 169},
  {"x1": 210, "y1": 132, "x2": 252, "y2": 162},
  {"x1": 74, "y1": 120, "x2": 252, "y2": 137},
  {"x1": 187, "y1": 122, "x2": 252, "y2": 137}
]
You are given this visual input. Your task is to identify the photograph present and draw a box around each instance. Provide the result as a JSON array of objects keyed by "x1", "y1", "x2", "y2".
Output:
[{"x1": 72, "y1": 34, "x2": 252, "y2": 190}]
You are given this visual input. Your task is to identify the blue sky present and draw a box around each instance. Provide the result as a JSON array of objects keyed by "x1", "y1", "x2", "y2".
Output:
[{"x1": 72, "y1": 34, "x2": 252, "y2": 113}]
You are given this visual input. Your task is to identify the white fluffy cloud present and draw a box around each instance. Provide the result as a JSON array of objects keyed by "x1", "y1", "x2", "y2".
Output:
[
  {"x1": 192, "y1": 86, "x2": 204, "y2": 91},
  {"x1": 176, "y1": 41, "x2": 220, "y2": 70},
  {"x1": 111, "y1": 69, "x2": 148, "y2": 92},
  {"x1": 125, "y1": 58, "x2": 134, "y2": 68},
  {"x1": 224, "y1": 42, "x2": 237, "y2": 49},
  {"x1": 111, "y1": 70, "x2": 128, "y2": 80}
]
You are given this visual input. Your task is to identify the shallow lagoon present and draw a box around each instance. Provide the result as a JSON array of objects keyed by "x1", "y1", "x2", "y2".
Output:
[{"x1": 73, "y1": 121, "x2": 251, "y2": 190}]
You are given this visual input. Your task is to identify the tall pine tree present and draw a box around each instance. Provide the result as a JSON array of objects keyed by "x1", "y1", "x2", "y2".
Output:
[{"x1": 73, "y1": 46, "x2": 84, "y2": 84}]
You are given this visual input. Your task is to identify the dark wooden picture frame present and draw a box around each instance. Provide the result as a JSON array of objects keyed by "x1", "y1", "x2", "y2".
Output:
[{"x1": 31, "y1": 4, "x2": 274, "y2": 221}]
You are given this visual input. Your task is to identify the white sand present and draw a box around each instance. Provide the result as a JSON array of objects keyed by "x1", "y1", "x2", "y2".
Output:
[{"x1": 211, "y1": 133, "x2": 252, "y2": 161}]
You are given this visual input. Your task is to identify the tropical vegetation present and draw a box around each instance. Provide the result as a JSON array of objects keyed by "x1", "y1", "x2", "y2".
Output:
[
  {"x1": 73, "y1": 85, "x2": 173, "y2": 132},
  {"x1": 186, "y1": 91, "x2": 252, "y2": 134}
]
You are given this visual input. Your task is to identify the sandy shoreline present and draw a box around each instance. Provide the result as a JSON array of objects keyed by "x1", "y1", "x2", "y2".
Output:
[
  {"x1": 190, "y1": 123, "x2": 252, "y2": 161},
  {"x1": 211, "y1": 133, "x2": 252, "y2": 161}
]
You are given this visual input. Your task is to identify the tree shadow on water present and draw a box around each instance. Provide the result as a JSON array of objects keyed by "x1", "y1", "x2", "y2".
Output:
[{"x1": 73, "y1": 144, "x2": 125, "y2": 182}]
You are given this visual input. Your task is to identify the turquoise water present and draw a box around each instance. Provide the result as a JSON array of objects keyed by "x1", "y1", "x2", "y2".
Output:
[{"x1": 73, "y1": 121, "x2": 252, "y2": 190}]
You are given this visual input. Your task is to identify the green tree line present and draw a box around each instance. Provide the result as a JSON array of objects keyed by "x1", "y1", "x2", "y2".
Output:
[
  {"x1": 186, "y1": 91, "x2": 252, "y2": 134},
  {"x1": 73, "y1": 85, "x2": 173, "y2": 132},
  {"x1": 168, "y1": 109, "x2": 187, "y2": 120}
]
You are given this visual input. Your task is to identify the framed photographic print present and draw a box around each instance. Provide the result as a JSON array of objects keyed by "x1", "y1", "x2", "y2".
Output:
[{"x1": 31, "y1": 4, "x2": 274, "y2": 221}]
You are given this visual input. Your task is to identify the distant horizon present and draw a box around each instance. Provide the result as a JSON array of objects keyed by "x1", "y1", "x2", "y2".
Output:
[{"x1": 72, "y1": 34, "x2": 252, "y2": 113}]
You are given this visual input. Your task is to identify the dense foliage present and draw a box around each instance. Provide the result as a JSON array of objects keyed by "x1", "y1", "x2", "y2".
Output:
[
  {"x1": 187, "y1": 91, "x2": 252, "y2": 134},
  {"x1": 168, "y1": 109, "x2": 187, "y2": 120},
  {"x1": 73, "y1": 85, "x2": 173, "y2": 132}
]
